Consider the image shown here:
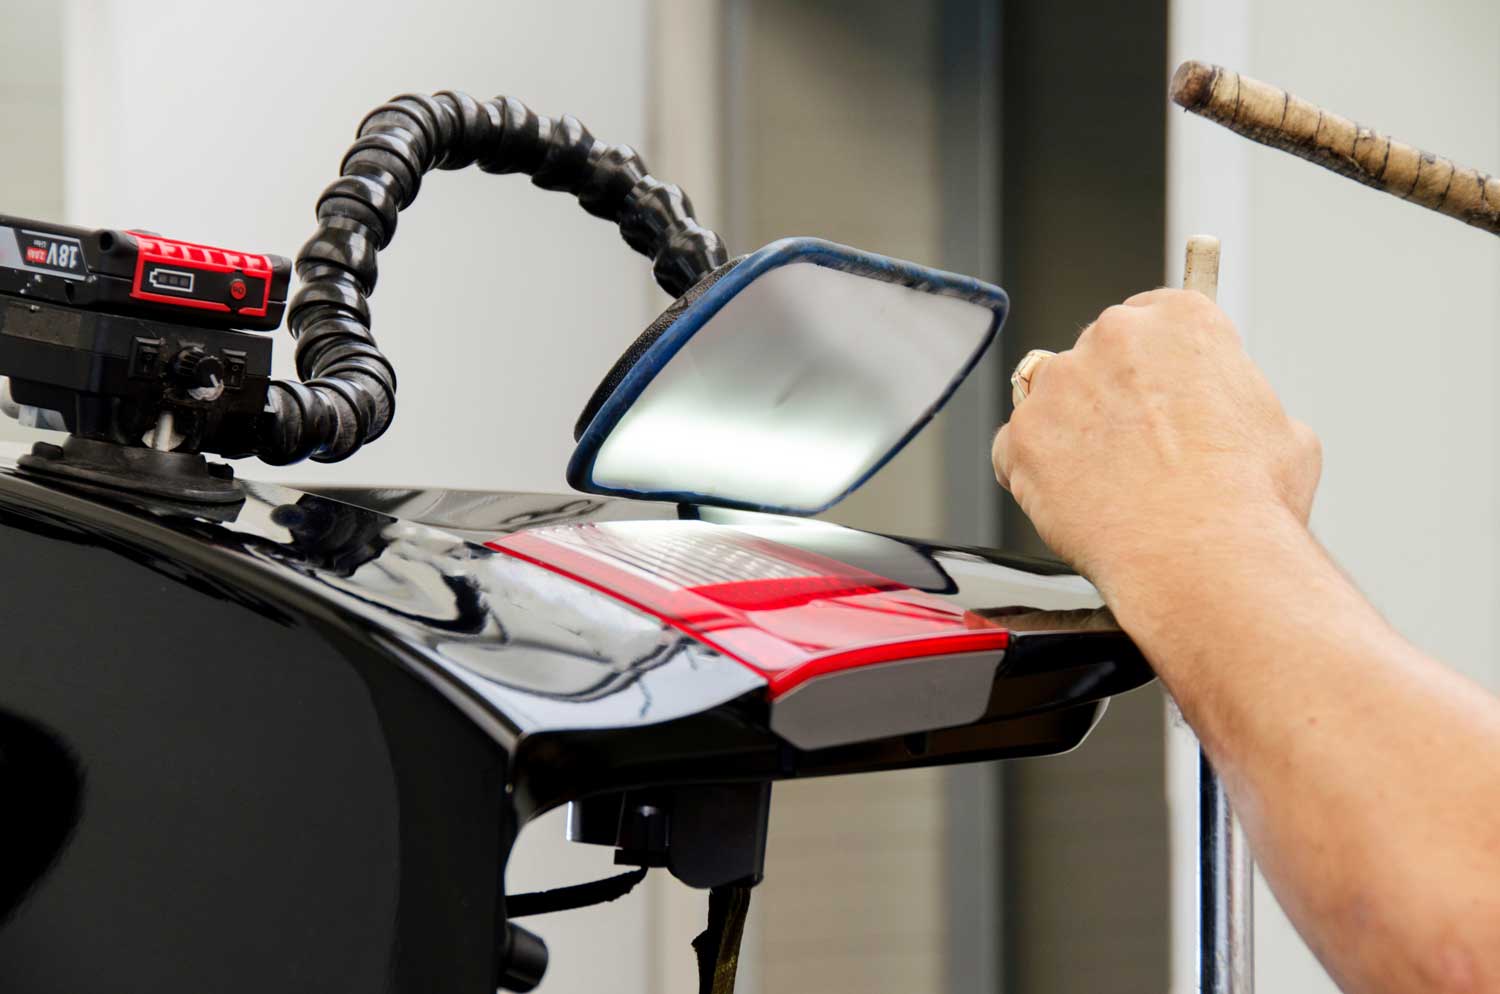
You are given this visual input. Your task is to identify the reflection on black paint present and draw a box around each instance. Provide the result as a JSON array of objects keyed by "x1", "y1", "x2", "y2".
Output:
[
  {"x1": 266, "y1": 495, "x2": 685, "y2": 699},
  {"x1": 270, "y1": 498, "x2": 393, "y2": 577}
]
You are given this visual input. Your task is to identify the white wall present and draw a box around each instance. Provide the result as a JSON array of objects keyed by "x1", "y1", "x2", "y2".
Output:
[
  {"x1": 0, "y1": 0, "x2": 63, "y2": 222},
  {"x1": 1167, "y1": 2, "x2": 1500, "y2": 991},
  {"x1": 0, "y1": 0, "x2": 65, "y2": 451},
  {"x1": 56, "y1": 2, "x2": 676, "y2": 992},
  {"x1": 61, "y1": 0, "x2": 667, "y2": 494}
]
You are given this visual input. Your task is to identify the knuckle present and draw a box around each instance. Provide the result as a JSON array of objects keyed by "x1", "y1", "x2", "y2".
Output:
[
  {"x1": 1006, "y1": 470, "x2": 1031, "y2": 507},
  {"x1": 1181, "y1": 292, "x2": 1239, "y2": 339},
  {"x1": 990, "y1": 425, "x2": 1008, "y2": 467},
  {"x1": 1123, "y1": 286, "x2": 1174, "y2": 307},
  {"x1": 1011, "y1": 420, "x2": 1049, "y2": 468},
  {"x1": 1032, "y1": 353, "x2": 1067, "y2": 391},
  {"x1": 1082, "y1": 306, "x2": 1134, "y2": 347},
  {"x1": 1005, "y1": 416, "x2": 1035, "y2": 460}
]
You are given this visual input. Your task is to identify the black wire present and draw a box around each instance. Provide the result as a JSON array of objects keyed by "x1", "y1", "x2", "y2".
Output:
[
  {"x1": 257, "y1": 91, "x2": 728, "y2": 465},
  {"x1": 506, "y1": 865, "x2": 650, "y2": 917}
]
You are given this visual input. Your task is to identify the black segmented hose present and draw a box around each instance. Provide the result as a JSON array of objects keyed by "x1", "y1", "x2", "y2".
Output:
[{"x1": 257, "y1": 91, "x2": 728, "y2": 465}]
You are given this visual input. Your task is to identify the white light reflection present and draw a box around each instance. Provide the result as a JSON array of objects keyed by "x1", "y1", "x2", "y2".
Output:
[{"x1": 591, "y1": 261, "x2": 993, "y2": 512}]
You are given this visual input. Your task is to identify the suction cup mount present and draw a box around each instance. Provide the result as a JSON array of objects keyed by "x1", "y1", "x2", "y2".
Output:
[{"x1": 18, "y1": 435, "x2": 242, "y2": 504}]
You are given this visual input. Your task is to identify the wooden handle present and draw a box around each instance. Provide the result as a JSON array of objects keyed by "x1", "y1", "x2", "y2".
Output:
[
  {"x1": 1171, "y1": 60, "x2": 1500, "y2": 237},
  {"x1": 1183, "y1": 235, "x2": 1221, "y2": 301}
]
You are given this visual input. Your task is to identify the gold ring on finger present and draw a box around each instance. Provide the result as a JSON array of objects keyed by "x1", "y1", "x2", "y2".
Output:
[{"x1": 1010, "y1": 349, "x2": 1057, "y2": 405}]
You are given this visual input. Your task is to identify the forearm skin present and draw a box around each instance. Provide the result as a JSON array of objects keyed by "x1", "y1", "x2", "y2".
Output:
[{"x1": 1097, "y1": 506, "x2": 1500, "y2": 994}]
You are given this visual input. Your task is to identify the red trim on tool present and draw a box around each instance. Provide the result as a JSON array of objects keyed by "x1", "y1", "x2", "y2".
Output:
[
  {"x1": 487, "y1": 524, "x2": 1008, "y2": 697},
  {"x1": 126, "y1": 231, "x2": 275, "y2": 317}
]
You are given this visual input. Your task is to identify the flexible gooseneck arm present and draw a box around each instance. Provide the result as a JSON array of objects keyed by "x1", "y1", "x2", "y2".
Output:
[{"x1": 258, "y1": 90, "x2": 728, "y2": 465}]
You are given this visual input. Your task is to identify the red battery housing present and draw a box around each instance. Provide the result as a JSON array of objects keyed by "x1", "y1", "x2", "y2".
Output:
[{"x1": 0, "y1": 215, "x2": 290, "y2": 331}]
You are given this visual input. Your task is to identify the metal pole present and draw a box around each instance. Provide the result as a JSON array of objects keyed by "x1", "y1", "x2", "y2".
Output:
[
  {"x1": 1180, "y1": 235, "x2": 1254, "y2": 993},
  {"x1": 1199, "y1": 749, "x2": 1254, "y2": 993}
]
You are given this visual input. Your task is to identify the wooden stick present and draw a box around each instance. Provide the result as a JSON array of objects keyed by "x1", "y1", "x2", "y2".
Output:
[
  {"x1": 1183, "y1": 235, "x2": 1221, "y2": 302},
  {"x1": 1171, "y1": 60, "x2": 1500, "y2": 237}
]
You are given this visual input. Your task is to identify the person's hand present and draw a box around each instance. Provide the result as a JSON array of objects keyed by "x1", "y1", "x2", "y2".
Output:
[{"x1": 990, "y1": 288, "x2": 1321, "y2": 594}]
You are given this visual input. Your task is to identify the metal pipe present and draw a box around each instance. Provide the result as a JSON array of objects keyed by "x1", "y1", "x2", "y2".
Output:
[
  {"x1": 1181, "y1": 234, "x2": 1254, "y2": 992},
  {"x1": 1200, "y1": 750, "x2": 1254, "y2": 993}
]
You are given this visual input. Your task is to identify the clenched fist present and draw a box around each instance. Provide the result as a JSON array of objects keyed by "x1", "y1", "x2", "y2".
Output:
[{"x1": 991, "y1": 288, "x2": 1321, "y2": 595}]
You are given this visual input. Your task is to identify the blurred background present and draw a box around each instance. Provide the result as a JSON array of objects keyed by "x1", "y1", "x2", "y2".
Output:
[{"x1": 1, "y1": 0, "x2": 1496, "y2": 991}]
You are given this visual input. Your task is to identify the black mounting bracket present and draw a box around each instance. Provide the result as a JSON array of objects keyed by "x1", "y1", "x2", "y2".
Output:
[{"x1": 567, "y1": 782, "x2": 773, "y2": 890}]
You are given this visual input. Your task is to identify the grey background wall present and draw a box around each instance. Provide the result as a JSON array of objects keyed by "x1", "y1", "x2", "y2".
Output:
[
  {"x1": 0, "y1": 1, "x2": 62, "y2": 223},
  {"x1": 994, "y1": 3, "x2": 1173, "y2": 991},
  {"x1": 0, "y1": 0, "x2": 63, "y2": 451}
]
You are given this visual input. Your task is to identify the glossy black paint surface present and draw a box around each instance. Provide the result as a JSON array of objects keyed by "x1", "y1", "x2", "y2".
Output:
[
  {"x1": 0, "y1": 456, "x2": 1153, "y2": 991},
  {"x1": 0, "y1": 483, "x2": 508, "y2": 992}
]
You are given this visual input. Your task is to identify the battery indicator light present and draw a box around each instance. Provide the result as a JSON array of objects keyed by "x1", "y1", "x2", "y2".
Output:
[{"x1": 147, "y1": 268, "x2": 196, "y2": 293}]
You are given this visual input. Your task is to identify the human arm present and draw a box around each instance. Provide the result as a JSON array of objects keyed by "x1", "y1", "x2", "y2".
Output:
[{"x1": 991, "y1": 289, "x2": 1500, "y2": 994}]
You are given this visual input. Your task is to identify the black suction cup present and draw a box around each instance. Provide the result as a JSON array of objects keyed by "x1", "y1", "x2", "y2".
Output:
[{"x1": 18, "y1": 436, "x2": 243, "y2": 505}]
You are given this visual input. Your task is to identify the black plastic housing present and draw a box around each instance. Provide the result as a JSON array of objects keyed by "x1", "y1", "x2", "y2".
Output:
[{"x1": 0, "y1": 297, "x2": 270, "y2": 455}]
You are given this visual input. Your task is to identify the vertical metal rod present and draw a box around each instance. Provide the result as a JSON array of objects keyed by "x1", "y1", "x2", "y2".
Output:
[
  {"x1": 1199, "y1": 750, "x2": 1254, "y2": 993},
  {"x1": 1181, "y1": 234, "x2": 1254, "y2": 992}
]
